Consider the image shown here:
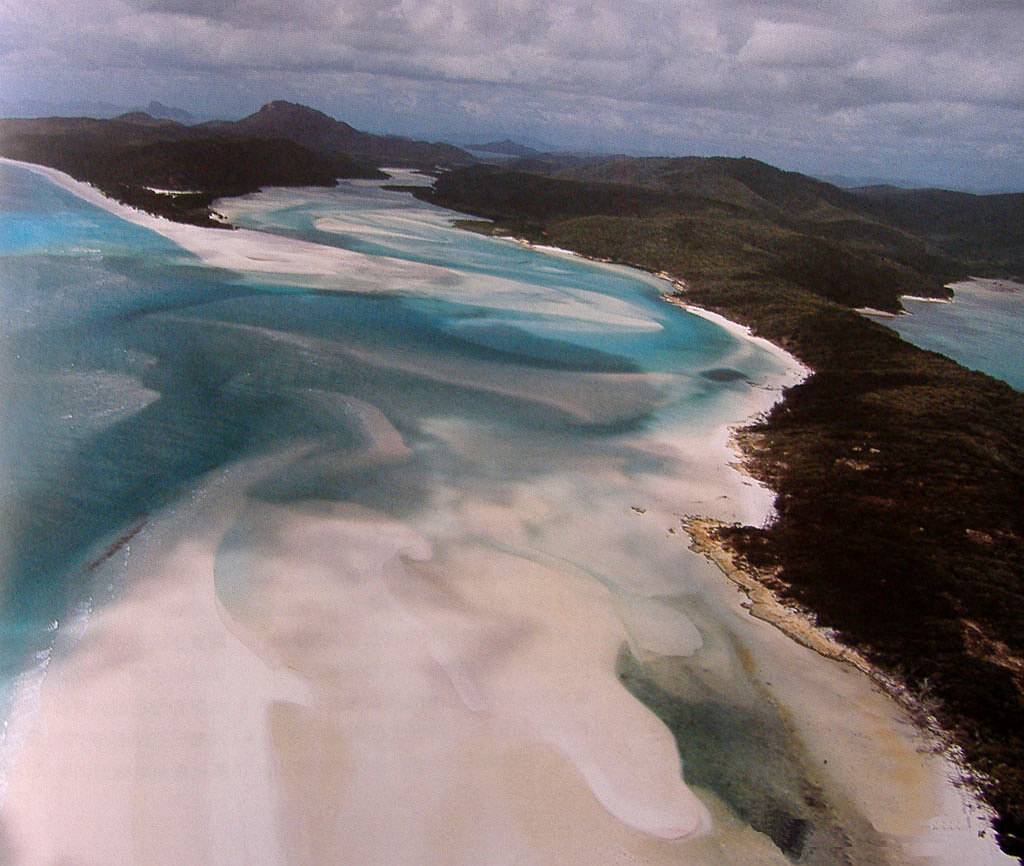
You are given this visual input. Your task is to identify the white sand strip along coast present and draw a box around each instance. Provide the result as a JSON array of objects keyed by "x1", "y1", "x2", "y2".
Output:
[
  {"x1": 2, "y1": 159, "x2": 668, "y2": 333},
  {"x1": 0, "y1": 158, "x2": 410, "y2": 280},
  {"x1": 0, "y1": 158, "x2": 1015, "y2": 865}
]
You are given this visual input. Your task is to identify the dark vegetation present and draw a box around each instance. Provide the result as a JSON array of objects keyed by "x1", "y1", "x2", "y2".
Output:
[
  {"x1": 4, "y1": 104, "x2": 1024, "y2": 856},
  {"x1": 418, "y1": 161, "x2": 1024, "y2": 858},
  {"x1": 856, "y1": 185, "x2": 1024, "y2": 276},
  {"x1": 0, "y1": 101, "x2": 473, "y2": 225}
]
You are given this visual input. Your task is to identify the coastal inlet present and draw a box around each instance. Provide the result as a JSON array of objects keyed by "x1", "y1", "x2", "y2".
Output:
[{"x1": 0, "y1": 162, "x2": 1003, "y2": 865}]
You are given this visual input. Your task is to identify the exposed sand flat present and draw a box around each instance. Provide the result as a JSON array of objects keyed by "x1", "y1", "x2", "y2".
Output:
[
  {"x1": 315, "y1": 214, "x2": 428, "y2": 239},
  {"x1": 0, "y1": 463, "x2": 311, "y2": 866},
  {"x1": 143, "y1": 187, "x2": 202, "y2": 195},
  {"x1": 219, "y1": 501, "x2": 714, "y2": 857},
  {"x1": 2, "y1": 159, "x2": 1015, "y2": 866},
  {"x1": 0, "y1": 466, "x2": 722, "y2": 866},
  {"x1": 1, "y1": 160, "x2": 663, "y2": 334}
]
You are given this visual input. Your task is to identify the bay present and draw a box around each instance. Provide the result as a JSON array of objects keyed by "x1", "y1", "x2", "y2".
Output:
[
  {"x1": 0, "y1": 162, "x2": 1007, "y2": 865},
  {"x1": 867, "y1": 279, "x2": 1024, "y2": 391}
]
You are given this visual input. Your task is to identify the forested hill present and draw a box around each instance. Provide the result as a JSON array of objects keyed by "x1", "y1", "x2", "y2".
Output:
[
  {"x1": 0, "y1": 102, "x2": 474, "y2": 226},
  {"x1": 3, "y1": 110, "x2": 1024, "y2": 854},
  {"x1": 421, "y1": 160, "x2": 1022, "y2": 313},
  {"x1": 418, "y1": 161, "x2": 1024, "y2": 859},
  {"x1": 853, "y1": 184, "x2": 1024, "y2": 274},
  {"x1": 562, "y1": 157, "x2": 1024, "y2": 287}
]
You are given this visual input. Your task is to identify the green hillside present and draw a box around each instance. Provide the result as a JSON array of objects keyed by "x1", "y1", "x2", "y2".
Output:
[
  {"x1": 423, "y1": 161, "x2": 964, "y2": 312},
  {"x1": 419, "y1": 162, "x2": 1024, "y2": 859}
]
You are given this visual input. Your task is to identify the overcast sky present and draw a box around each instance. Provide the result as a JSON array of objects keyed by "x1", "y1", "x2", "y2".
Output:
[{"x1": 1, "y1": 0, "x2": 1022, "y2": 190}]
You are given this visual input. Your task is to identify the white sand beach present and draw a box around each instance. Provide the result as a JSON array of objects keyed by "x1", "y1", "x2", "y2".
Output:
[
  {"x1": 0, "y1": 160, "x2": 1015, "y2": 866},
  {"x1": 1, "y1": 438, "x2": 1008, "y2": 866},
  {"x1": 0, "y1": 458, "x2": 717, "y2": 865}
]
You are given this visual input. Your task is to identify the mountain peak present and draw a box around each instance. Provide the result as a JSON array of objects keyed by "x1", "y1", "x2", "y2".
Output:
[
  {"x1": 143, "y1": 101, "x2": 194, "y2": 123},
  {"x1": 249, "y1": 101, "x2": 336, "y2": 124},
  {"x1": 217, "y1": 99, "x2": 475, "y2": 166},
  {"x1": 237, "y1": 102, "x2": 358, "y2": 142},
  {"x1": 115, "y1": 111, "x2": 182, "y2": 127}
]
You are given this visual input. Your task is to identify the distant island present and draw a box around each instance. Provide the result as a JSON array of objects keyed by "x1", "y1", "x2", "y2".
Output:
[{"x1": 2, "y1": 101, "x2": 1023, "y2": 859}]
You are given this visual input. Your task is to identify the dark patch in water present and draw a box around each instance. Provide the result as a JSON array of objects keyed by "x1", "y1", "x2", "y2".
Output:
[
  {"x1": 701, "y1": 367, "x2": 748, "y2": 383},
  {"x1": 617, "y1": 645, "x2": 894, "y2": 864}
]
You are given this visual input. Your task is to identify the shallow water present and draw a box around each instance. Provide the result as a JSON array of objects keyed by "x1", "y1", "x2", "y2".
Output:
[
  {"x1": 0, "y1": 164, "x2": 1006, "y2": 865},
  {"x1": 869, "y1": 279, "x2": 1024, "y2": 390}
]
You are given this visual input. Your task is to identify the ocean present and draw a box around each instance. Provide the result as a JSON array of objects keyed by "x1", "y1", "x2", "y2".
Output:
[
  {"x1": 867, "y1": 279, "x2": 1024, "y2": 391},
  {"x1": 0, "y1": 161, "x2": 1008, "y2": 865}
]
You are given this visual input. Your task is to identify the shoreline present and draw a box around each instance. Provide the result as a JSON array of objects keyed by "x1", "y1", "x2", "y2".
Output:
[
  {"x1": 480, "y1": 242, "x2": 940, "y2": 686},
  {"x1": 5, "y1": 164, "x2": 1012, "y2": 861},
  {"x1": 0, "y1": 157, "x2": 384, "y2": 279},
  {"x1": 682, "y1": 516, "x2": 877, "y2": 677},
  {"x1": 661, "y1": 279, "x2": 1007, "y2": 846},
  {"x1": 663, "y1": 289, "x2": 858, "y2": 669},
  {"x1": 476, "y1": 238, "x2": 1014, "y2": 861},
  {"x1": 661, "y1": 289, "x2": 812, "y2": 390},
  {"x1": 662, "y1": 289, "x2": 1016, "y2": 863}
]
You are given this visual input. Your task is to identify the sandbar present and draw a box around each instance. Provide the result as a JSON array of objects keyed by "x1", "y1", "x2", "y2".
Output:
[{"x1": 0, "y1": 157, "x2": 1012, "y2": 866}]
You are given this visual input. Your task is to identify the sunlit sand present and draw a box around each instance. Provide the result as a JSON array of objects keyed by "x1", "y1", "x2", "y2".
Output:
[{"x1": 0, "y1": 161, "x2": 1012, "y2": 865}]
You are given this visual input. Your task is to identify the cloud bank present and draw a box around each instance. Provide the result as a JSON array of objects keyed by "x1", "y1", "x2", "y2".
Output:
[{"x1": 1, "y1": 0, "x2": 1022, "y2": 188}]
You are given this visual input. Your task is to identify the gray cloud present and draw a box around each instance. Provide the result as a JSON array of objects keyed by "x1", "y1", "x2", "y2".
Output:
[{"x1": 1, "y1": 0, "x2": 1021, "y2": 188}]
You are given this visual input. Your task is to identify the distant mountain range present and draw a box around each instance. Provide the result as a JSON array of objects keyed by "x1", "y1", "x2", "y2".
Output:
[
  {"x1": 465, "y1": 139, "x2": 542, "y2": 158},
  {"x1": 2, "y1": 100, "x2": 1020, "y2": 268},
  {"x1": 0, "y1": 101, "x2": 475, "y2": 224},
  {"x1": 0, "y1": 98, "x2": 195, "y2": 123},
  {"x1": 137, "y1": 101, "x2": 194, "y2": 124},
  {"x1": 200, "y1": 101, "x2": 475, "y2": 166}
]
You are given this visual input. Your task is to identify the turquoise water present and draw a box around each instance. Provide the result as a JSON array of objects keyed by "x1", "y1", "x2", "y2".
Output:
[
  {"x1": 870, "y1": 281, "x2": 1024, "y2": 390},
  {"x1": 4, "y1": 164, "x2": 907, "y2": 863},
  {"x1": 0, "y1": 161, "x2": 781, "y2": 722}
]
